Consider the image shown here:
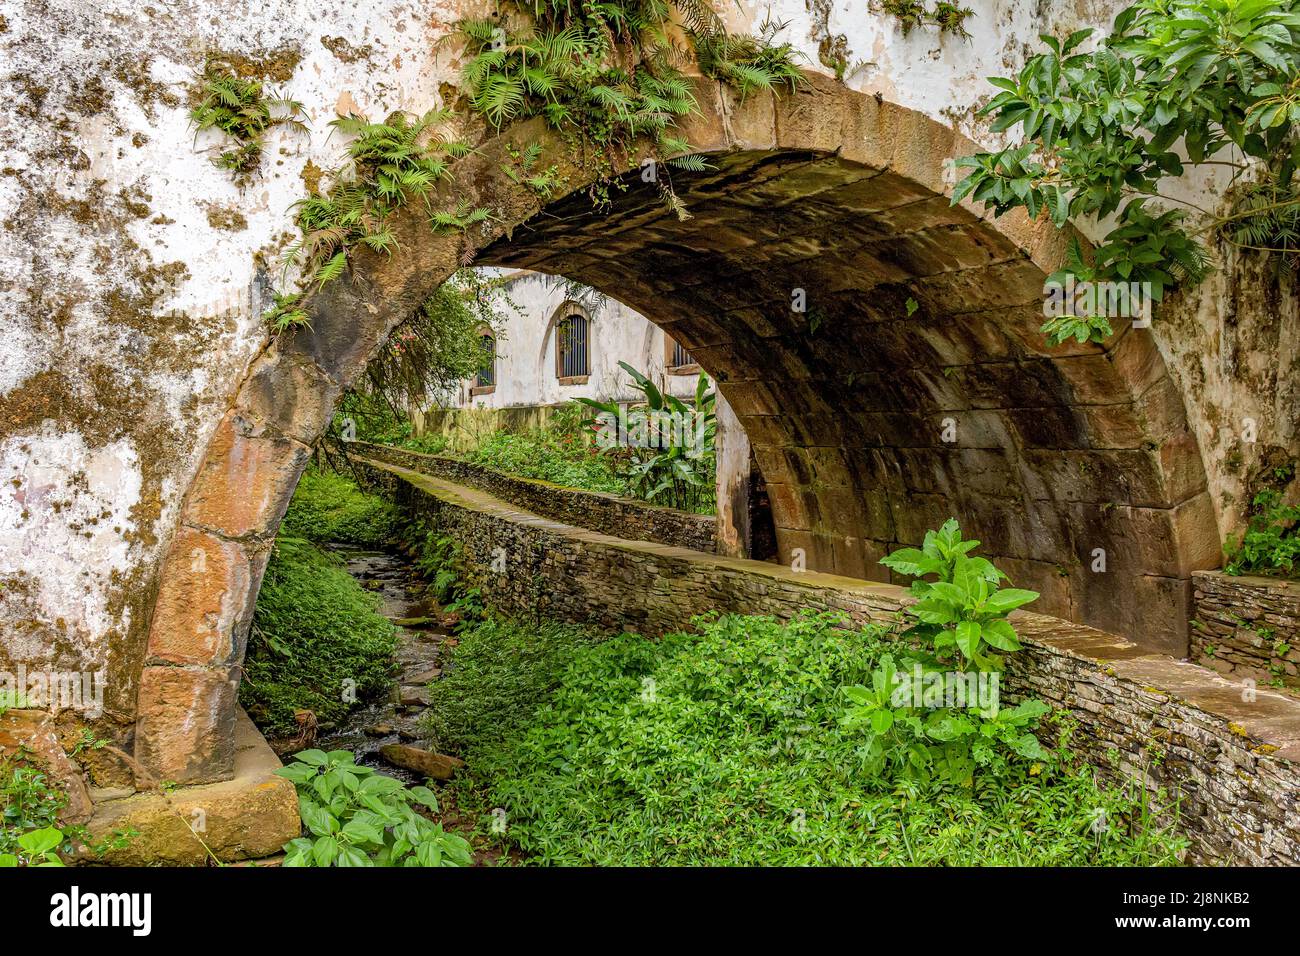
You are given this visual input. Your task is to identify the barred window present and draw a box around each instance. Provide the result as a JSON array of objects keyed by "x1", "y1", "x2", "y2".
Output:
[
  {"x1": 475, "y1": 333, "x2": 495, "y2": 387},
  {"x1": 670, "y1": 338, "x2": 692, "y2": 368},
  {"x1": 557, "y1": 314, "x2": 589, "y2": 379}
]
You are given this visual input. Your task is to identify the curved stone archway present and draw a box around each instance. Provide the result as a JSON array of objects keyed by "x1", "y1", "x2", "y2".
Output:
[{"x1": 134, "y1": 74, "x2": 1218, "y2": 784}]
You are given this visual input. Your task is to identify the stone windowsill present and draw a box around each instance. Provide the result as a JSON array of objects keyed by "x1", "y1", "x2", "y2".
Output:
[{"x1": 557, "y1": 375, "x2": 590, "y2": 386}]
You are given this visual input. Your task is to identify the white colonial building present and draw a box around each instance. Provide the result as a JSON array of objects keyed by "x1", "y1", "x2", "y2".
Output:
[{"x1": 444, "y1": 270, "x2": 704, "y2": 410}]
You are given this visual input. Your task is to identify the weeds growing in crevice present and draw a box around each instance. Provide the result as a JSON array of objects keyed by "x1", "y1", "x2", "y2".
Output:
[{"x1": 189, "y1": 60, "x2": 307, "y2": 178}]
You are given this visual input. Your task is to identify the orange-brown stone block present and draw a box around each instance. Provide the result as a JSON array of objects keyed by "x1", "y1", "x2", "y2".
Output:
[{"x1": 135, "y1": 665, "x2": 239, "y2": 785}]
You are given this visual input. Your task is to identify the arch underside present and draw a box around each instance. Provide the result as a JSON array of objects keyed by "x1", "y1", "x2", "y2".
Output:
[
  {"x1": 479, "y1": 148, "x2": 1219, "y2": 654},
  {"x1": 133, "y1": 79, "x2": 1218, "y2": 784}
]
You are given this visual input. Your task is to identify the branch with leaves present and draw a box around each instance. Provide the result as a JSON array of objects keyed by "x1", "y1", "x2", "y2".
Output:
[{"x1": 954, "y1": 0, "x2": 1300, "y2": 344}]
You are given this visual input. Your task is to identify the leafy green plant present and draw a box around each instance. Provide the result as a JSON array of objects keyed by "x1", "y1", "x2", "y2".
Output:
[
  {"x1": 839, "y1": 521, "x2": 1048, "y2": 788},
  {"x1": 0, "y1": 752, "x2": 132, "y2": 864},
  {"x1": 880, "y1": 518, "x2": 1039, "y2": 670},
  {"x1": 190, "y1": 61, "x2": 307, "y2": 177},
  {"x1": 355, "y1": 272, "x2": 507, "y2": 414},
  {"x1": 275, "y1": 749, "x2": 472, "y2": 867},
  {"x1": 840, "y1": 653, "x2": 1050, "y2": 787},
  {"x1": 1041, "y1": 312, "x2": 1116, "y2": 346},
  {"x1": 431, "y1": 406, "x2": 630, "y2": 496},
  {"x1": 575, "y1": 362, "x2": 717, "y2": 513},
  {"x1": 502, "y1": 142, "x2": 564, "y2": 200},
  {"x1": 412, "y1": 531, "x2": 465, "y2": 605},
  {"x1": 1, "y1": 754, "x2": 69, "y2": 856},
  {"x1": 954, "y1": 0, "x2": 1300, "y2": 342},
  {"x1": 1224, "y1": 489, "x2": 1300, "y2": 576},
  {"x1": 264, "y1": 291, "x2": 309, "y2": 335},
  {"x1": 0, "y1": 827, "x2": 65, "y2": 867},
  {"x1": 695, "y1": 16, "x2": 807, "y2": 97}
]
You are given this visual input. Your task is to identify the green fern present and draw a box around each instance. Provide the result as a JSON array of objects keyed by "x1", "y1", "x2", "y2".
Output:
[
  {"x1": 695, "y1": 17, "x2": 806, "y2": 100},
  {"x1": 190, "y1": 61, "x2": 307, "y2": 177},
  {"x1": 283, "y1": 108, "x2": 468, "y2": 289},
  {"x1": 1221, "y1": 181, "x2": 1300, "y2": 272},
  {"x1": 264, "y1": 291, "x2": 310, "y2": 335}
]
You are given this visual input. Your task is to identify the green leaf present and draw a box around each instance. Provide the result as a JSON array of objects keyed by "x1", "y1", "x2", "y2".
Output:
[
  {"x1": 983, "y1": 588, "x2": 1040, "y2": 615},
  {"x1": 981, "y1": 618, "x2": 1023, "y2": 652},
  {"x1": 955, "y1": 620, "x2": 983, "y2": 659},
  {"x1": 313, "y1": 835, "x2": 340, "y2": 866},
  {"x1": 17, "y1": 827, "x2": 63, "y2": 855}
]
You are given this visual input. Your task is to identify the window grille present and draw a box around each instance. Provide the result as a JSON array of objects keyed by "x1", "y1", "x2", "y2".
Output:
[{"x1": 558, "y1": 314, "x2": 589, "y2": 378}]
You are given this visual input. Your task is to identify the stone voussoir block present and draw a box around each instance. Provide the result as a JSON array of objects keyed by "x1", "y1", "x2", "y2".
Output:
[
  {"x1": 183, "y1": 410, "x2": 310, "y2": 540},
  {"x1": 135, "y1": 665, "x2": 240, "y2": 785},
  {"x1": 145, "y1": 527, "x2": 268, "y2": 668}
]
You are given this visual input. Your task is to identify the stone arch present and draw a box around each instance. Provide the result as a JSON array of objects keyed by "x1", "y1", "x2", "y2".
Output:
[{"x1": 134, "y1": 73, "x2": 1218, "y2": 784}]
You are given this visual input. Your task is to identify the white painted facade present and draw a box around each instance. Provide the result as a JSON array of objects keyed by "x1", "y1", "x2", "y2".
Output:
[{"x1": 443, "y1": 270, "x2": 702, "y2": 411}]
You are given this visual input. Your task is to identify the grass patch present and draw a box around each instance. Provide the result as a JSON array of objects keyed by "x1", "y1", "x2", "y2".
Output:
[
  {"x1": 241, "y1": 538, "x2": 397, "y2": 737},
  {"x1": 419, "y1": 617, "x2": 597, "y2": 755},
  {"x1": 435, "y1": 612, "x2": 1186, "y2": 866},
  {"x1": 459, "y1": 430, "x2": 626, "y2": 496},
  {"x1": 280, "y1": 467, "x2": 400, "y2": 548}
]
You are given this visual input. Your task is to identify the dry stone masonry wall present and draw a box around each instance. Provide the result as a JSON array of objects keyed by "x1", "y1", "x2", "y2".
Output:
[
  {"x1": 351, "y1": 442, "x2": 718, "y2": 552},
  {"x1": 1192, "y1": 571, "x2": 1300, "y2": 693},
  {"x1": 356, "y1": 456, "x2": 1300, "y2": 865}
]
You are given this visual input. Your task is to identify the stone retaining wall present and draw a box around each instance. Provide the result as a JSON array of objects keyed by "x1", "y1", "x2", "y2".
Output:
[
  {"x1": 1192, "y1": 571, "x2": 1300, "y2": 692},
  {"x1": 350, "y1": 442, "x2": 717, "y2": 553},
  {"x1": 357, "y1": 456, "x2": 1300, "y2": 866}
]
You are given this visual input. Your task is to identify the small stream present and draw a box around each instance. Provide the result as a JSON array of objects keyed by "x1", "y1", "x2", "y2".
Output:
[{"x1": 312, "y1": 544, "x2": 453, "y2": 785}]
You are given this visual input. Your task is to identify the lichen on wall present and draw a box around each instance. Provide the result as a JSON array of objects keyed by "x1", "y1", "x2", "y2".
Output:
[{"x1": 0, "y1": 0, "x2": 465, "y2": 737}]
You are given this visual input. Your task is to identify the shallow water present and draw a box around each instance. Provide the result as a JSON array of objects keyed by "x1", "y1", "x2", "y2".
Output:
[{"x1": 309, "y1": 544, "x2": 452, "y2": 784}]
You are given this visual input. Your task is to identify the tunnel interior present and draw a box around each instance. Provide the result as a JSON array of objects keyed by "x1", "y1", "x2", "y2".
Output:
[{"x1": 478, "y1": 149, "x2": 1218, "y2": 654}]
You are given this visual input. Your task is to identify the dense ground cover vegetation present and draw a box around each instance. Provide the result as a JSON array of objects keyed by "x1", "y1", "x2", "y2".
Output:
[
  {"x1": 241, "y1": 474, "x2": 400, "y2": 737},
  {"x1": 432, "y1": 612, "x2": 1185, "y2": 865},
  {"x1": 241, "y1": 538, "x2": 397, "y2": 737},
  {"x1": 0, "y1": 750, "x2": 134, "y2": 867},
  {"x1": 247, "y1": 470, "x2": 1186, "y2": 868},
  {"x1": 276, "y1": 749, "x2": 472, "y2": 867},
  {"x1": 454, "y1": 416, "x2": 628, "y2": 496},
  {"x1": 279, "y1": 467, "x2": 400, "y2": 547},
  {"x1": 371, "y1": 370, "x2": 720, "y2": 514},
  {"x1": 420, "y1": 618, "x2": 597, "y2": 755}
]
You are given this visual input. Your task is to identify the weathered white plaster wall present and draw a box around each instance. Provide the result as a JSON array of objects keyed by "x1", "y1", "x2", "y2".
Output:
[{"x1": 0, "y1": 0, "x2": 1291, "y2": 726}]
